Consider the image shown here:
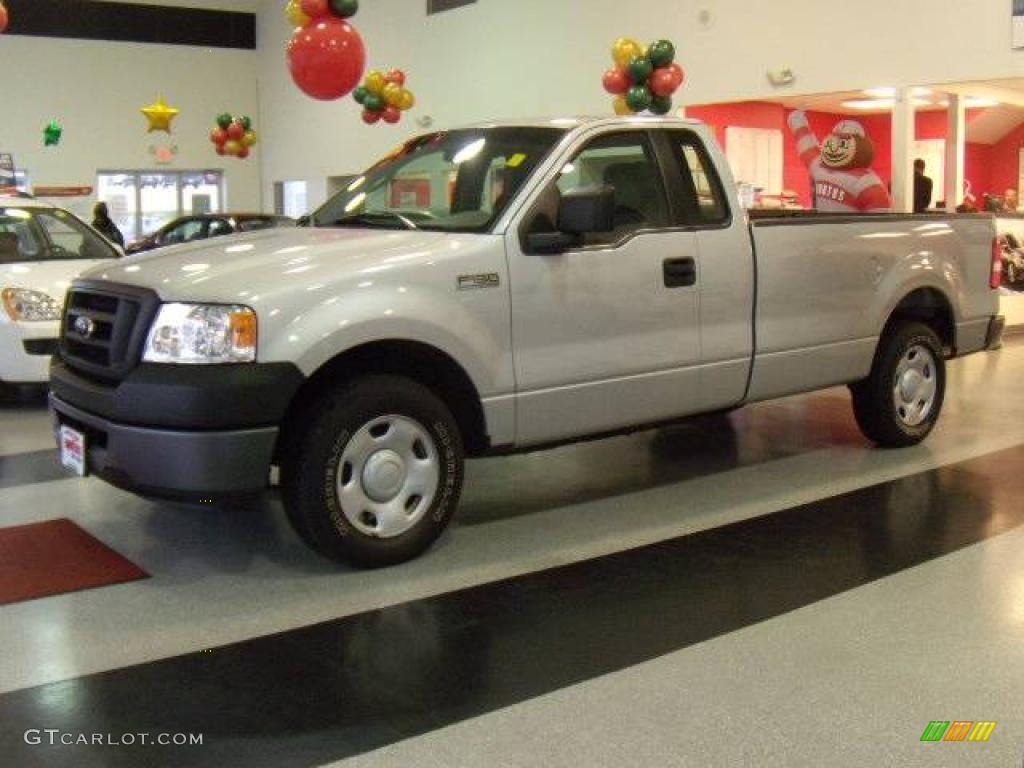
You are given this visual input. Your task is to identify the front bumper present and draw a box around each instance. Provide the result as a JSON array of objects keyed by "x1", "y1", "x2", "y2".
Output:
[
  {"x1": 0, "y1": 320, "x2": 59, "y2": 383},
  {"x1": 51, "y1": 394, "x2": 279, "y2": 499},
  {"x1": 49, "y1": 357, "x2": 305, "y2": 500}
]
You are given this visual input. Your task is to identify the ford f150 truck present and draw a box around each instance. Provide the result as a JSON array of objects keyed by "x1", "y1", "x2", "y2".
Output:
[{"x1": 50, "y1": 116, "x2": 1004, "y2": 567}]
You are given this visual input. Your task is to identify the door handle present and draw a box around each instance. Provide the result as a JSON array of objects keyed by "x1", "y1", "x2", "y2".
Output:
[{"x1": 663, "y1": 257, "x2": 697, "y2": 288}]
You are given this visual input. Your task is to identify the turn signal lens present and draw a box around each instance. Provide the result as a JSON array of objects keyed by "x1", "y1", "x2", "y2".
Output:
[{"x1": 229, "y1": 308, "x2": 257, "y2": 356}]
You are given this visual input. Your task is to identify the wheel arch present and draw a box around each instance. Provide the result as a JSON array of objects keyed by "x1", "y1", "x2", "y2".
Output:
[
  {"x1": 881, "y1": 287, "x2": 956, "y2": 355},
  {"x1": 276, "y1": 339, "x2": 490, "y2": 460}
]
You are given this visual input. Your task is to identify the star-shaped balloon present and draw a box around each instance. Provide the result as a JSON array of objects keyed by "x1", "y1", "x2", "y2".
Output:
[
  {"x1": 43, "y1": 120, "x2": 63, "y2": 147},
  {"x1": 141, "y1": 97, "x2": 180, "y2": 133}
]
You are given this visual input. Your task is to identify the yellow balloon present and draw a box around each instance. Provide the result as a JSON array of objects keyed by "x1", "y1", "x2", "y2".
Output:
[
  {"x1": 611, "y1": 37, "x2": 643, "y2": 68},
  {"x1": 242, "y1": 130, "x2": 258, "y2": 147},
  {"x1": 364, "y1": 71, "x2": 386, "y2": 95},
  {"x1": 223, "y1": 139, "x2": 242, "y2": 156},
  {"x1": 397, "y1": 89, "x2": 416, "y2": 111},
  {"x1": 284, "y1": 0, "x2": 309, "y2": 28},
  {"x1": 382, "y1": 82, "x2": 404, "y2": 108},
  {"x1": 612, "y1": 96, "x2": 633, "y2": 115}
]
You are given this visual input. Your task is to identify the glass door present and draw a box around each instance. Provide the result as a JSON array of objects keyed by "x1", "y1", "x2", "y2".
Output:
[{"x1": 97, "y1": 170, "x2": 225, "y2": 244}]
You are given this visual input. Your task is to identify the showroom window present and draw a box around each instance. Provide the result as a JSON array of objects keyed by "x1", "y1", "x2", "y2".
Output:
[
  {"x1": 96, "y1": 170, "x2": 224, "y2": 243},
  {"x1": 556, "y1": 132, "x2": 670, "y2": 246}
]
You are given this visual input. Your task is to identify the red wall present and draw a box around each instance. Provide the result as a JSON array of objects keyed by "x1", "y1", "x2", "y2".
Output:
[
  {"x1": 989, "y1": 122, "x2": 1024, "y2": 198},
  {"x1": 686, "y1": 101, "x2": 1009, "y2": 207}
]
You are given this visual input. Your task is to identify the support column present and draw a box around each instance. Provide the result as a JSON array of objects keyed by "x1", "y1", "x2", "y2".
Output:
[
  {"x1": 890, "y1": 87, "x2": 915, "y2": 213},
  {"x1": 944, "y1": 94, "x2": 966, "y2": 212}
]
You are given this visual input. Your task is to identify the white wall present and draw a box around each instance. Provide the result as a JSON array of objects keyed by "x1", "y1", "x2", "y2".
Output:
[
  {"x1": 257, "y1": 0, "x2": 1024, "y2": 210},
  {"x1": 0, "y1": 34, "x2": 261, "y2": 217}
]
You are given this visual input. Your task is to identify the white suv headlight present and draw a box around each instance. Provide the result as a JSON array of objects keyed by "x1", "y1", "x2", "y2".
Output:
[
  {"x1": 143, "y1": 303, "x2": 257, "y2": 364},
  {"x1": 2, "y1": 288, "x2": 62, "y2": 322}
]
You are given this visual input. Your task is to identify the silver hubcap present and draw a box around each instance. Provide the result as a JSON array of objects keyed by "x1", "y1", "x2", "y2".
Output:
[
  {"x1": 892, "y1": 344, "x2": 938, "y2": 428},
  {"x1": 337, "y1": 415, "x2": 440, "y2": 538}
]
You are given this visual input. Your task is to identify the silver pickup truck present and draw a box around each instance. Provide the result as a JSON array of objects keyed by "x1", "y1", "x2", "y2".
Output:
[{"x1": 50, "y1": 116, "x2": 1004, "y2": 566}]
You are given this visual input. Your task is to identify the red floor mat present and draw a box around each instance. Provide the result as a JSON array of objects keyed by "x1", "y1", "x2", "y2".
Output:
[{"x1": 0, "y1": 519, "x2": 148, "y2": 605}]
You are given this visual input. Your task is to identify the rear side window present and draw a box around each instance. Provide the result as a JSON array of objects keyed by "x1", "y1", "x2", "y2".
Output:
[{"x1": 668, "y1": 133, "x2": 730, "y2": 226}]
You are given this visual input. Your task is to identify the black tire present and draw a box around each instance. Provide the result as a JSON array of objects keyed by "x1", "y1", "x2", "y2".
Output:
[
  {"x1": 281, "y1": 375, "x2": 464, "y2": 567},
  {"x1": 850, "y1": 322, "x2": 945, "y2": 448}
]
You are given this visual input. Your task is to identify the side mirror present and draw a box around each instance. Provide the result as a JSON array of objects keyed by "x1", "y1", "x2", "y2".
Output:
[{"x1": 526, "y1": 185, "x2": 615, "y2": 254}]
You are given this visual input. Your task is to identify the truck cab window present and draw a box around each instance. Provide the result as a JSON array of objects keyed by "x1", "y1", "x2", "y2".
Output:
[
  {"x1": 669, "y1": 134, "x2": 729, "y2": 225},
  {"x1": 554, "y1": 132, "x2": 669, "y2": 246}
]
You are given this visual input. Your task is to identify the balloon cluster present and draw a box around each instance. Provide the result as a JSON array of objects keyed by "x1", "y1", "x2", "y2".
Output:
[
  {"x1": 0, "y1": 2, "x2": 9, "y2": 34},
  {"x1": 209, "y1": 114, "x2": 258, "y2": 160},
  {"x1": 286, "y1": 0, "x2": 366, "y2": 101},
  {"x1": 43, "y1": 120, "x2": 63, "y2": 148},
  {"x1": 602, "y1": 38, "x2": 685, "y2": 116},
  {"x1": 353, "y1": 69, "x2": 416, "y2": 125}
]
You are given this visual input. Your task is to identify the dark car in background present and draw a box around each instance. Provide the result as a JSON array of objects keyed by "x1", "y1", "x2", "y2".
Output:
[{"x1": 126, "y1": 213, "x2": 294, "y2": 254}]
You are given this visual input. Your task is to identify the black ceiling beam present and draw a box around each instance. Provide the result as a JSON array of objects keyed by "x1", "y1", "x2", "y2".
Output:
[{"x1": 2, "y1": 0, "x2": 256, "y2": 50}]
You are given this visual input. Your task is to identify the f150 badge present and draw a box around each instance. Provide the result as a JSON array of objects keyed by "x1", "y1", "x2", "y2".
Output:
[{"x1": 457, "y1": 273, "x2": 500, "y2": 291}]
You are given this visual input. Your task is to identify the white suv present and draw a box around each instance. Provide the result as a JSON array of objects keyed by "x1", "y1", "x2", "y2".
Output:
[{"x1": 0, "y1": 197, "x2": 119, "y2": 384}]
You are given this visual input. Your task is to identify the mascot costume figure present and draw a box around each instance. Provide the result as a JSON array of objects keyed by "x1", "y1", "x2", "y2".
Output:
[{"x1": 788, "y1": 110, "x2": 892, "y2": 213}]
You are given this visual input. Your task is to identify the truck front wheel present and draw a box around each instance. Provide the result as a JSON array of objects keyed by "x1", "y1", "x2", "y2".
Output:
[
  {"x1": 850, "y1": 322, "x2": 946, "y2": 448},
  {"x1": 281, "y1": 375, "x2": 465, "y2": 567}
]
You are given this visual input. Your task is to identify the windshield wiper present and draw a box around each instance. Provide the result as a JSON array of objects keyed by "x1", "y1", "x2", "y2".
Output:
[{"x1": 328, "y1": 211, "x2": 418, "y2": 231}]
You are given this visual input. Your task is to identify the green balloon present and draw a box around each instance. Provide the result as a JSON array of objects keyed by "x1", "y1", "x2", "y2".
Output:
[
  {"x1": 650, "y1": 95, "x2": 673, "y2": 115},
  {"x1": 353, "y1": 86, "x2": 368, "y2": 105},
  {"x1": 648, "y1": 39, "x2": 675, "y2": 68},
  {"x1": 329, "y1": 0, "x2": 358, "y2": 18},
  {"x1": 625, "y1": 85, "x2": 653, "y2": 113},
  {"x1": 241, "y1": 115, "x2": 253, "y2": 130},
  {"x1": 628, "y1": 56, "x2": 653, "y2": 85},
  {"x1": 364, "y1": 93, "x2": 384, "y2": 112},
  {"x1": 216, "y1": 113, "x2": 233, "y2": 129}
]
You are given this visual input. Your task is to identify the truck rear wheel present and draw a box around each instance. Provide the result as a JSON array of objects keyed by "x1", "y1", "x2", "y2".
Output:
[
  {"x1": 850, "y1": 322, "x2": 946, "y2": 447},
  {"x1": 281, "y1": 375, "x2": 465, "y2": 567}
]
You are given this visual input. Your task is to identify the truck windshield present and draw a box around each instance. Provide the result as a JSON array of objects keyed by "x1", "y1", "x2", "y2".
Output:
[{"x1": 311, "y1": 127, "x2": 566, "y2": 233}]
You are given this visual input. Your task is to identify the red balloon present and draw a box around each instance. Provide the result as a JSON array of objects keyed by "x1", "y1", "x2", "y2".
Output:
[
  {"x1": 215, "y1": 144, "x2": 227, "y2": 156},
  {"x1": 0, "y1": 4, "x2": 8, "y2": 34},
  {"x1": 236, "y1": 145, "x2": 250, "y2": 159},
  {"x1": 666, "y1": 63, "x2": 685, "y2": 90},
  {"x1": 226, "y1": 121, "x2": 245, "y2": 140},
  {"x1": 287, "y1": 19, "x2": 366, "y2": 100},
  {"x1": 300, "y1": 0, "x2": 329, "y2": 18},
  {"x1": 385, "y1": 69, "x2": 406, "y2": 86},
  {"x1": 382, "y1": 106, "x2": 401, "y2": 124},
  {"x1": 362, "y1": 108, "x2": 381, "y2": 124},
  {"x1": 648, "y1": 68, "x2": 678, "y2": 98},
  {"x1": 602, "y1": 67, "x2": 630, "y2": 95},
  {"x1": 210, "y1": 127, "x2": 228, "y2": 145}
]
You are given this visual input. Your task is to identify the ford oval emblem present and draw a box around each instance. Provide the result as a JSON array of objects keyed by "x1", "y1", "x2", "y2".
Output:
[{"x1": 74, "y1": 315, "x2": 96, "y2": 338}]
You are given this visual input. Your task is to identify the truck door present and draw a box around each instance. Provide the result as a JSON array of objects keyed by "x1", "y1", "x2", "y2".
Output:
[
  {"x1": 505, "y1": 129, "x2": 702, "y2": 445},
  {"x1": 658, "y1": 130, "x2": 755, "y2": 411}
]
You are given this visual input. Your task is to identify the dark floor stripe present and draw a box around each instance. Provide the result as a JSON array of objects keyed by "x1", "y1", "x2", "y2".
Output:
[
  {"x1": 0, "y1": 450, "x2": 67, "y2": 490},
  {"x1": 0, "y1": 445, "x2": 1023, "y2": 767}
]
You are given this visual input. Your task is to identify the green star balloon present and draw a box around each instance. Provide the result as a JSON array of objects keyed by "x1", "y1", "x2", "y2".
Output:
[{"x1": 43, "y1": 120, "x2": 63, "y2": 147}]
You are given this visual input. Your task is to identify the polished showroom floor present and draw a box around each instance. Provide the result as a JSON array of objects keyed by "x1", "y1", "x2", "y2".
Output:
[{"x1": 0, "y1": 341, "x2": 1023, "y2": 767}]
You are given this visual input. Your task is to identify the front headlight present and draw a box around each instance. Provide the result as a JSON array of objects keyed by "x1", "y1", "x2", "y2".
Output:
[
  {"x1": 143, "y1": 303, "x2": 257, "y2": 364},
  {"x1": 2, "y1": 288, "x2": 62, "y2": 322}
]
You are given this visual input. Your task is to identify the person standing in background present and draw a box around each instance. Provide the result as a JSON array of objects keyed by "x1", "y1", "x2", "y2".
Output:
[
  {"x1": 91, "y1": 202, "x2": 124, "y2": 248},
  {"x1": 913, "y1": 159, "x2": 933, "y2": 213},
  {"x1": 1004, "y1": 188, "x2": 1019, "y2": 212}
]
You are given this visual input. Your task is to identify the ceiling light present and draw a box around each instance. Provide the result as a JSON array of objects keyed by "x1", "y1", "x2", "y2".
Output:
[
  {"x1": 841, "y1": 98, "x2": 932, "y2": 111},
  {"x1": 964, "y1": 97, "x2": 1000, "y2": 108}
]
